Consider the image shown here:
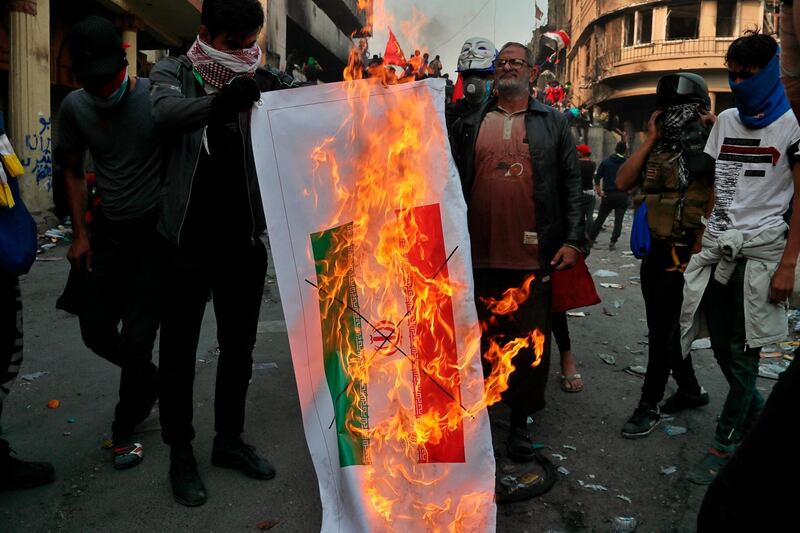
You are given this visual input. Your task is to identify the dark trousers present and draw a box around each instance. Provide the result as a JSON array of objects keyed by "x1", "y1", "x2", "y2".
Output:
[
  {"x1": 0, "y1": 274, "x2": 23, "y2": 426},
  {"x1": 639, "y1": 252, "x2": 701, "y2": 407},
  {"x1": 159, "y1": 238, "x2": 267, "y2": 448},
  {"x1": 702, "y1": 261, "x2": 763, "y2": 453},
  {"x1": 589, "y1": 191, "x2": 628, "y2": 243},
  {"x1": 697, "y1": 355, "x2": 799, "y2": 531},
  {"x1": 552, "y1": 311, "x2": 570, "y2": 353},
  {"x1": 581, "y1": 193, "x2": 596, "y2": 241},
  {"x1": 79, "y1": 212, "x2": 162, "y2": 438},
  {"x1": 474, "y1": 269, "x2": 552, "y2": 419}
]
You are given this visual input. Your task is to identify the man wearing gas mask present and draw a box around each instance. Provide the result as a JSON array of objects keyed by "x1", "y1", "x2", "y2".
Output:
[
  {"x1": 615, "y1": 73, "x2": 715, "y2": 440},
  {"x1": 448, "y1": 41, "x2": 584, "y2": 480},
  {"x1": 446, "y1": 36, "x2": 497, "y2": 115}
]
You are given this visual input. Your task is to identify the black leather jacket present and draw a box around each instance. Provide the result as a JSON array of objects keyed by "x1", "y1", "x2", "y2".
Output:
[
  {"x1": 447, "y1": 97, "x2": 586, "y2": 266},
  {"x1": 149, "y1": 56, "x2": 299, "y2": 245}
]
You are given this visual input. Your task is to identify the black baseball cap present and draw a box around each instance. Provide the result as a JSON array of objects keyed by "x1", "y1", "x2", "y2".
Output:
[{"x1": 68, "y1": 16, "x2": 127, "y2": 82}]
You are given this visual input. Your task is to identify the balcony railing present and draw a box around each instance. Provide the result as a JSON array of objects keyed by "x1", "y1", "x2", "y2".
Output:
[{"x1": 597, "y1": 37, "x2": 731, "y2": 75}]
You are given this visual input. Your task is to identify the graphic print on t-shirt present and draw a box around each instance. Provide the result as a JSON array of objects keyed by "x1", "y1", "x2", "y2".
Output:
[
  {"x1": 704, "y1": 109, "x2": 800, "y2": 240},
  {"x1": 708, "y1": 137, "x2": 781, "y2": 235}
]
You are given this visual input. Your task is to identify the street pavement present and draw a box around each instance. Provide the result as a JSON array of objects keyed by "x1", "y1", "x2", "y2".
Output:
[{"x1": 0, "y1": 213, "x2": 777, "y2": 532}]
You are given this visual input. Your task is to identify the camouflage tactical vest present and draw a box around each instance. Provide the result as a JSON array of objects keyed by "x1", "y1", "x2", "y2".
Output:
[{"x1": 639, "y1": 122, "x2": 713, "y2": 241}]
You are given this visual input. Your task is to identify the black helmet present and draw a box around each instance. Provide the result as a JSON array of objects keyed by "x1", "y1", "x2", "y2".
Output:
[{"x1": 656, "y1": 72, "x2": 711, "y2": 109}]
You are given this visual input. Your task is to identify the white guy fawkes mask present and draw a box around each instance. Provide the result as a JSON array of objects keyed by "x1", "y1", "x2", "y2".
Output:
[{"x1": 458, "y1": 37, "x2": 496, "y2": 72}]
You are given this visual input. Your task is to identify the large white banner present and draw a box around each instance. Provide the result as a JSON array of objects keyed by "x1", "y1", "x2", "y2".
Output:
[{"x1": 252, "y1": 78, "x2": 496, "y2": 532}]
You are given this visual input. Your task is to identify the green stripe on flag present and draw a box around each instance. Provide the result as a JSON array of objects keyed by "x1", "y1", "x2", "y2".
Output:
[{"x1": 311, "y1": 223, "x2": 370, "y2": 467}]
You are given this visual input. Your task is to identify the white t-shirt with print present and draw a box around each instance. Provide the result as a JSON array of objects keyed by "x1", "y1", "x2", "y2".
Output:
[{"x1": 704, "y1": 108, "x2": 800, "y2": 241}]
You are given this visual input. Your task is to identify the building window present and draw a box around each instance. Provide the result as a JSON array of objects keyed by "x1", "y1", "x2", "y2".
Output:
[
  {"x1": 637, "y1": 10, "x2": 653, "y2": 44},
  {"x1": 624, "y1": 12, "x2": 634, "y2": 47},
  {"x1": 763, "y1": 0, "x2": 781, "y2": 37},
  {"x1": 623, "y1": 10, "x2": 653, "y2": 46},
  {"x1": 667, "y1": 2, "x2": 700, "y2": 40},
  {"x1": 717, "y1": 0, "x2": 737, "y2": 37}
]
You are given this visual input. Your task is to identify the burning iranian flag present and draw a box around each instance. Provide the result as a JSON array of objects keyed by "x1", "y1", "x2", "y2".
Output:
[{"x1": 252, "y1": 76, "x2": 500, "y2": 531}]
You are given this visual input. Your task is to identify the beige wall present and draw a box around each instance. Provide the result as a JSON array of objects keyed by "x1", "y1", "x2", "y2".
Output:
[
  {"x1": 10, "y1": 0, "x2": 52, "y2": 212},
  {"x1": 565, "y1": 0, "x2": 764, "y2": 110}
]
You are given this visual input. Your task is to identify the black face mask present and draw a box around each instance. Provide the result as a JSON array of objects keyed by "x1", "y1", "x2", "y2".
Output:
[{"x1": 463, "y1": 76, "x2": 492, "y2": 105}]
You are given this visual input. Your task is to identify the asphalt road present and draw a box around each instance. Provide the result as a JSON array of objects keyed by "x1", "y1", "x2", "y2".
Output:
[{"x1": 0, "y1": 213, "x2": 777, "y2": 532}]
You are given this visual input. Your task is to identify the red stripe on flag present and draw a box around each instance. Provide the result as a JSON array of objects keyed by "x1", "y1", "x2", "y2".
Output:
[{"x1": 400, "y1": 204, "x2": 465, "y2": 463}]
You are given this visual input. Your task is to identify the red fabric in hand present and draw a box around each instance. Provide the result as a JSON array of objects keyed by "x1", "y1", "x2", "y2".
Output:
[{"x1": 551, "y1": 255, "x2": 601, "y2": 313}]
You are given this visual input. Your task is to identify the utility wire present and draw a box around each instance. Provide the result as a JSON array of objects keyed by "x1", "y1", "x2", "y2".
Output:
[{"x1": 429, "y1": 0, "x2": 494, "y2": 51}]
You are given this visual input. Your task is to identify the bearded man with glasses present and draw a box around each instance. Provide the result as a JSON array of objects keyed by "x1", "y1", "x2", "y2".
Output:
[{"x1": 447, "y1": 42, "x2": 584, "y2": 489}]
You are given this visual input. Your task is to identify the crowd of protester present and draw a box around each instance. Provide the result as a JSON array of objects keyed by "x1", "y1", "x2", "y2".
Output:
[{"x1": 0, "y1": 0, "x2": 798, "y2": 528}]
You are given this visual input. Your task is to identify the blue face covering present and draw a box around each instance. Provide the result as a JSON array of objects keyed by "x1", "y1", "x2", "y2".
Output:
[
  {"x1": 88, "y1": 73, "x2": 130, "y2": 109},
  {"x1": 729, "y1": 54, "x2": 791, "y2": 129}
]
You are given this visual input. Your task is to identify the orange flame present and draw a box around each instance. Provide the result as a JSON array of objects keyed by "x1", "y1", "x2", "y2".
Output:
[
  {"x1": 304, "y1": 4, "x2": 546, "y2": 530},
  {"x1": 479, "y1": 274, "x2": 536, "y2": 316}
]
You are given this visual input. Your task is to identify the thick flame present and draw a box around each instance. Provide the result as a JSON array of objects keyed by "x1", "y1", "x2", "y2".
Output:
[
  {"x1": 479, "y1": 274, "x2": 535, "y2": 316},
  {"x1": 305, "y1": 3, "x2": 545, "y2": 529}
]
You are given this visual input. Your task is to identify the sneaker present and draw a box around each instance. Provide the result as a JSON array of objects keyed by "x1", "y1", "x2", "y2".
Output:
[
  {"x1": 0, "y1": 439, "x2": 55, "y2": 490},
  {"x1": 169, "y1": 448, "x2": 207, "y2": 507},
  {"x1": 211, "y1": 437, "x2": 275, "y2": 480},
  {"x1": 112, "y1": 442, "x2": 144, "y2": 470},
  {"x1": 660, "y1": 387, "x2": 710, "y2": 415},
  {"x1": 609, "y1": 241, "x2": 616, "y2": 251},
  {"x1": 621, "y1": 402, "x2": 660, "y2": 439},
  {"x1": 507, "y1": 426, "x2": 536, "y2": 463},
  {"x1": 688, "y1": 449, "x2": 729, "y2": 485}
]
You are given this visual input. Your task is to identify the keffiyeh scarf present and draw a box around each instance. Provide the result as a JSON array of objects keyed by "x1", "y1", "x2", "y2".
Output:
[
  {"x1": 186, "y1": 37, "x2": 262, "y2": 89},
  {"x1": 653, "y1": 103, "x2": 701, "y2": 189}
]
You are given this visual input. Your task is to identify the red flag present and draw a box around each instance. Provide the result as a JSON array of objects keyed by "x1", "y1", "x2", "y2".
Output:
[
  {"x1": 384, "y1": 28, "x2": 407, "y2": 67},
  {"x1": 452, "y1": 73, "x2": 464, "y2": 103},
  {"x1": 535, "y1": 4, "x2": 543, "y2": 21}
]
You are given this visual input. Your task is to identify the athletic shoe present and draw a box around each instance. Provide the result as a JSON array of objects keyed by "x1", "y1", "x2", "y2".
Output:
[
  {"x1": 170, "y1": 448, "x2": 207, "y2": 507},
  {"x1": 112, "y1": 442, "x2": 144, "y2": 470},
  {"x1": 507, "y1": 426, "x2": 536, "y2": 462},
  {"x1": 621, "y1": 402, "x2": 660, "y2": 439},
  {"x1": 688, "y1": 449, "x2": 729, "y2": 485},
  {"x1": 211, "y1": 437, "x2": 275, "y2": 480}
]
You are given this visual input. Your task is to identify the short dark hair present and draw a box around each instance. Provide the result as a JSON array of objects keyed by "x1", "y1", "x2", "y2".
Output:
[
  {"x1": 202, "y1": 0, "x2": 265, "y2": 39},
  {"x1": 616, "y1": 141, "x2": 628, "y2": 154},
  {"x1": 499, "y1": 42, "x2": 535, "y2": 67},
  {"x1": 725, "y1": 30, "x2": 777, "y2": 71}
]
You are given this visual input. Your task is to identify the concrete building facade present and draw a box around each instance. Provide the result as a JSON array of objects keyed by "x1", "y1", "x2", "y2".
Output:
[
  {"x1": 561, "y1": 0, "x2": 771, "y2": 131},
  {"x1": 2, "y1": 0, "x2": 369, "y2": 213},
  {"x1": 261, "y1": 0, "x2": 369, "y2": 81}
]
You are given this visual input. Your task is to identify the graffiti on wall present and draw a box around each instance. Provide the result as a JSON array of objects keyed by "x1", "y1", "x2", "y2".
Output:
[{"x1": 20, "y1": 113, "x2": 53, "y2": 191}]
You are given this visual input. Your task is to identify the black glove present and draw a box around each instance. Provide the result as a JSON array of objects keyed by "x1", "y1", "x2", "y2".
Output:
[{"x1": 211, "y1": 76, "x2": 260, "y2": 119}]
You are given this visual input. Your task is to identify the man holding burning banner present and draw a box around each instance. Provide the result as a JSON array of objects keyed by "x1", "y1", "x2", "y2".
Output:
[
  {"x1": 448, "y1": 42, "x2": 584, "y2": 472},
  {"x1": 149, "y1": 0, "x2": 298, "y2": 507}
]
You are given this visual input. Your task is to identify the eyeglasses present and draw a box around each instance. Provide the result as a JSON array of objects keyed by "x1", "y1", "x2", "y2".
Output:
[{"x1": 495, "y1": 58, "x2": 530, "y2": 69}]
